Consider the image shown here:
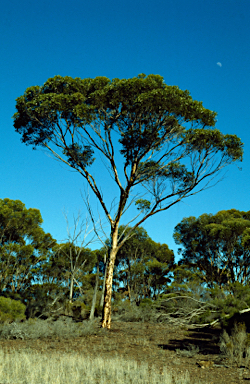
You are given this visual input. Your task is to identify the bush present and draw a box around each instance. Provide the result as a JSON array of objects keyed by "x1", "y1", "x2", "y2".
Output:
[
  {"x1": 0, "y1": 317, "x2": 101, "y2": 340},
  {"x1": 139, "y1": 298, "x2": 154, "y2": 308},
  {"x1": 64, "y1": 300, "x2": 90, "y2": 321},
  {"x1": 209, "y1": 283, "x2": 250, "y2": 327},
  {"x1": 219, "y1": 322, "x2": 250, "y2": 367},
  {"x1": 112, "y1": 299, "x2": 158, "y2": 323},
  {"x1": 0, "y1": 296, "x2": 26, "y2": 324}
]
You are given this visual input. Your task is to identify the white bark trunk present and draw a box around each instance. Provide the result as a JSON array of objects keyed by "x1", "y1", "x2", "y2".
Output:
[{"x1": 101, "y1": 228, "x2": 119, "y2": 329}]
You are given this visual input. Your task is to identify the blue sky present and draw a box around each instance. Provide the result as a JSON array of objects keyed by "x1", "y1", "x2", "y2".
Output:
[{"x1": 1, "y1": 0, "x2": 250, "y2": 262}]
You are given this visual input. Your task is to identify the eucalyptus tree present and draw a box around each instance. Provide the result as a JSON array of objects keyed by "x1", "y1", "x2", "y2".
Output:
[
  {"x1": 0, "y1": 198, "x2": 56, "y2": 296},
  {"x1": 46, "y1": 242, "x2": 95, "y2": 303},
  {"x1": 36, "y1": 209, "x2": 105, "y2": 320},
  {"x1": 144, "y1": 240, "x2": 175, "y2": 300},
  {"x1": 13, "y1": 74, "x2": 243, "y2": 328},
  {"x1": 174, "y1": 209, "x2": 250, "y2": 288}
]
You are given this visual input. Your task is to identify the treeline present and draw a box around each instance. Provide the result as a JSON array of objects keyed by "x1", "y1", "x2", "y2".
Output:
[{"x1": 1, "y1": 197, "x2": 250, "y2": 326}]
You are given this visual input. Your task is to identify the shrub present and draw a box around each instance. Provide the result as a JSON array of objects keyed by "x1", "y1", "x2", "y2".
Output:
[
  {"x1": 0, "y1": 296, "x2": 26, "y2": 324},
  {"x1": 112, "y1": 299, "x2": 158, "y2": 323},
  {"x1": 64, "y1": 300, "x2": 90, "y2": 321},
  {"x1": 0, "y1": 317, "x2": 102, "y2": 340},
  {"x1": 219, "y1": 322, "x2": 250, "y2": 367},
  {"x1": 139, "y1": 298, "x2": 154, "y2": 308}
]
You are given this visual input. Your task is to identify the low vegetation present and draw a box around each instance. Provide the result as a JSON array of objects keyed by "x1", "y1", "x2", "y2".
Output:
[
  {"x1": 219, "y1": 322, "x2": 250, "y2": 367},
  {"x1": 0, "y1": 346, "x2": 192, "y2": 384},
  {"x1": 1, "y1": 302, "x2": 250, "y2": 383}
]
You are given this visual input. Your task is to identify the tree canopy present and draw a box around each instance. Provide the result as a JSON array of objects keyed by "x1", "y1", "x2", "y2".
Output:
[{"x1": 13, "y1": 74, "x2": 243, "y2": 229}]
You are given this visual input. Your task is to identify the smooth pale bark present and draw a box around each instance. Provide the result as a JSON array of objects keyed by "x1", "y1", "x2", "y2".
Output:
[
  {"x1": 89, "y1": 262, "x2": 99, "y2": 320},
  {"x1": 101, "y1": 248, "x2": 118, "y2": 328},
  {"x1": 101, "y1": 229, "x2": 119, "y2": 329}
]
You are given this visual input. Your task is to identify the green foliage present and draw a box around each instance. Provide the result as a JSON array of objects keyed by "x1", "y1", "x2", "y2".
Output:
[
  {"x1": 13, "y1": 72, "x2": 239, "y2": 158},
  {"x1": 184, "y1": 129, "x2": 243, "y2": 161},
  {"x1": 174, "y1": 209, "x2": 250, "y2": 287},
  {"x1": 166, "y1": 264, "x2": 206, "y2": 299},
  {"x1": 213, "y1": 283, "x2": 250, "y2": 323},
  {"x1": 138, "y1": 298, "x2": 154, "y2": 308},
  {"x1": 112, "y1": 299, "x2": 157, "y2": 323},
  {"x1": 47, "y1": 242, "x2": 96, "y2": 278},
  {"x1": 112, "y1": 226, "x2": 175, "y2": 303},
  {"x1": 135, "y1": 199, "x2": 151, "y2": 212},
  {"x1": 62, "y1": 143, "x2": 95, "y2": 168},
  {"x1": 0, "y1": 198, "x2": 57, "y2": 296},
  {"x1": 23, "y1": 282, "x2": 69, "y2": 319},
  {"x1": 13, "y1": 74, "x2": 243, "y2": 208},
  {"x1": 0, "y1": 296, "x2": 26, "y2": 323}
]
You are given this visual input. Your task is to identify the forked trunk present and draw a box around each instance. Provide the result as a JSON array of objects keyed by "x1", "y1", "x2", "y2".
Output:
[{"x1": 101, "y1": 229, "x2": 119, "y2": 329}]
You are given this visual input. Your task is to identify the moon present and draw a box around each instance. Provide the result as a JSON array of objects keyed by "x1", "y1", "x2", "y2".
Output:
[{"x1": 217, "y1": 62, "x2": 222, "y2": 67}]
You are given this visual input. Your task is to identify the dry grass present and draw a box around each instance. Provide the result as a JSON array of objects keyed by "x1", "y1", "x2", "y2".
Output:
[{"x1": 0, "y1": 347, "x2": 192, "y2": 384}]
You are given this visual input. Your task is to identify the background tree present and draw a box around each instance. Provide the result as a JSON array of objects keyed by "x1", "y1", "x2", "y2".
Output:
[
  {"x1": 13, "y1": 74, "x2": 243, "y2": 328},
  {"x1": 144, "y1": 240, "x2": 175, "y2": 300},
  {"x1": 114, "y1": 226, "x2": 175, "y2": 304},
  {"x1": 90, "y1": 246, "x2": 108, "y2": 309},
  {"x1": 0, "y1": 198, "x2": 56, "y2": 298},
  {"x1": 110, "y1": 225, "x2": 151, "y2": 304},
  {"x1": 174, "y1": 209, "x2": 250, "y2": 290},
  {"x1": 32, "y1": 209, "x2": 106, "y2": 320},
  {"x1": 47, "y1": 242, "x2": 94, "y2": 302},
  {"x1": 167, "y1": 263, "x2": 207, "y2": 298}
]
